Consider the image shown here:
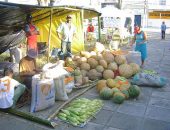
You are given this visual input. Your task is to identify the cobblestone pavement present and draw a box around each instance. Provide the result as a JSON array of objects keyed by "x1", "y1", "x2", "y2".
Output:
[{"x1": 0, "y1": 31, "x2": 170, "y2": 130}]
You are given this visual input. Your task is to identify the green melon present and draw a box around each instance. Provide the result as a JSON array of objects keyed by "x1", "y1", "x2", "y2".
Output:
[
  {"x1": 112, "y1": 92, "x2": 125, "y2": 104},
  {"x1": 99, "y1": 87, "x2": 113, "y2": 100},
  {"x1": 128, "y1": 85, "x2": 140, "y2": 98},
  {"x1": 111, "y1": 88, "x2": 120, "y2": 94},
  {"x1": 121, "y1": 90, "x2": 129, "y2": 99}
]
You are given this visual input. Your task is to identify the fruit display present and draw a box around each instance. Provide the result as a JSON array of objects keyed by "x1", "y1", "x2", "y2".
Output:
[
  {"x1": 64, "y1": 49, "x2": 141, "y2": 94},
  {"x1": 56, "y1": 98, "x2": 103, "y2": 126},
  {"x1": 96, "y1": 76, "x2": 141, "y2": 104}
]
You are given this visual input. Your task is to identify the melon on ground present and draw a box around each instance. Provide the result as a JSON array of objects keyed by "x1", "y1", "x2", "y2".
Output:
[
  {"x1": 81, "y1": 70, "x2": 87, "y2": 77},
  {"x1": 96, "y1": 80, "x2": 107, "y2": 92},
  {"x1": 112, "y1": 88, "x2": 120, "y2": 94},
  {"x1": 112, "y1": 92, "x2": 125, "y2": 104},
  {"x1": 99, "y1": 59, "x2": 107, "y2": 69},
  {"x1": 87, "y1": 58, "x2": 98, "y2": 69},
  {"x1": 87, "y1": 69, "x2": 102, "y2": 80},
  {"x1": 129, "y1": 63, "x2": 140, "y2": 75},
  {"x1": 80, "y1": 51, "x2": 91, "y2": 58},
  {"x1": 121, "y1": 89, "x2": 129, "y2": 99},
  {"x1": 96, "y1": 65, "x2": 104, "y2": 73},
  {"x1": 82, "y1": 77, "x2": 89, "y2": 84},
  {"x1": 80, "y1": 57, "x2": 87, "y2": 63},
  {"x1": 99, "y1": 87, "x2": 113, "y2": 100},
  {"x1": 103, "y1": 70, "x2": 114, "y2": 80},
  {"x1": 80, "y1": 63, "x2": 90, "y2": 71},
  {"x1": 102, "y1": 51, "x2": 115, "y2": 64},
  {"x1": 106, "y1": 78, "x2": 116, "y2": 88},
  {"x1": 107, "y1": 62, "x2": 118, "y2": 71},
  {"x1": 96, "y1": 53, "x2": 103, "y2": 61},
  {"x1": 119, "y1": 64, "x2": 133, "y2": 78},
  {"x1": 128, "y1": 85, "x2": 140, "y2": 98},
  {"x1": 115, "y1": 55, "x2": 127, "y2": 65},
  {"x1": 74, "y1": 68, "x2": 81, "y2": 76}
]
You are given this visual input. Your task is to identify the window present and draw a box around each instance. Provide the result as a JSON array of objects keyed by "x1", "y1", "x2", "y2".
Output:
[{"x1": 159, "y1": 0, "x2": 166, "y2": 5}]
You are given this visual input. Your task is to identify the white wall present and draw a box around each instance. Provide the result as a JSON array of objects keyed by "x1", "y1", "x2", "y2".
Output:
[
  {"x1": 0, "y1": 0, "x2": 38, "y2": 5},
  {"x1": 148, "y1": 19, "x2": 170, "y2": 28},
  {"x1": 148, "y1": 0, "x2": 170, "y2": 9}
]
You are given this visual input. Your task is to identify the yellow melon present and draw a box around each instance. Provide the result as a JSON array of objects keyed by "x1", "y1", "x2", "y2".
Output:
[{"x1": 119, "y1": 64, "x2": 133, "y2": 78}]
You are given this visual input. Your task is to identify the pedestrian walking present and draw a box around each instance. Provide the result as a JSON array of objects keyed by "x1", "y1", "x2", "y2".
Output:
[
  {"x1": 161, "y1": 21, "x2": 166, "y2": 39},
  {"x1": 131, "y1": 25, "x2": 147, "y2": 68},
  {"x1": 57, "y1": 15, "x2": 76, "y2": 59}
]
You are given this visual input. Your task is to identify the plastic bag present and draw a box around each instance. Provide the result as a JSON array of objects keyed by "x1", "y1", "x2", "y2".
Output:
[
  {"x1": 31, "y1": 75, "x2": 55, "y2": 112},
  {"x1": 131, "y1": 72, "x2": 167, "y2": 87},
  {"x1": 126, "y1": 51, "x2": 141, "y2": 65}
]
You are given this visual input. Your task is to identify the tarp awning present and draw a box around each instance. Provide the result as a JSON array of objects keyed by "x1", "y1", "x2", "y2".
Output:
[{"x1": 0, "y1": 2, "x2": 101, "y2": 54}]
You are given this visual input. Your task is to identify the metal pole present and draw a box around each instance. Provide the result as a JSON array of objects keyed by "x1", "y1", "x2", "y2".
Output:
[
  {"x1": 144, "y1": 0, "x2": 148, "y2": 28},
  {"x1": 98, "y1": 15, "x2": 101, "y2": 42},
  {"x1": 81, "y1": 9, "x2": 85, "y2": 48},
  {"x1": 47, "y1": 8, "x2": 53, "y2": 62}
]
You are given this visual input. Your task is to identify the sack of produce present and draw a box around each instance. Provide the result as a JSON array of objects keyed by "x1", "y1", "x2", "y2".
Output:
[
  {"x1": 31, "y1": 74, "x2": 55, "y2": 112},
  {"x1": 54, "y1": 76, "x2": 68, "y2": 101},
  {"x1": 131, "y1": 72, "x2": 167, "y2": 87},
  {"x1": 43, "y1": 62, "x2": 72, "y2": 100}
]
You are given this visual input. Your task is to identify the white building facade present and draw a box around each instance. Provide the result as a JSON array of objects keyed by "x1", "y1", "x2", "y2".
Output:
[{"x1": 148, "y1": 0, "x2": 170, "y2": 28}]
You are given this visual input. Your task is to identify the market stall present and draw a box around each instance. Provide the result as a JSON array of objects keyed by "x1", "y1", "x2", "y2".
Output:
[
  {"x1": 0, "y1": 2, "x2": 101, "y2": 55},
  {"x1": 100, "y1": 7, "x2": 134, "y2": 47},
  {"x1": 0, "y1": 2, "x2": 168, "y2": 129}
]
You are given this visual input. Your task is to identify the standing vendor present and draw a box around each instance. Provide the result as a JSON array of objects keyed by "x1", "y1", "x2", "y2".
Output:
[
  {"x1": 87, "y1": 23, "x2": 94, "y2": 33},
  {"x1": 25, "y1": 14, "x2": 39, "y2": 53},
  {"x1": 57, "y1": 15, "x2": 76, "y2": 59}
]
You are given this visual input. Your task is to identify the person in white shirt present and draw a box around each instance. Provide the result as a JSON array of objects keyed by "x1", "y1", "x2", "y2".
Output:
[
  {"x1": 0, "y1": 68, "x2": 26, "y2": 109},
  {"x1": 57, "y1": 15, "x2": 76, "y2": 59}
]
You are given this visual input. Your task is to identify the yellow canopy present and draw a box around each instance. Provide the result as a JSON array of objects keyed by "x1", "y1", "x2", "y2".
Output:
[{"x1": 31, "y1": 6, "x2": 100, "y2": 53}]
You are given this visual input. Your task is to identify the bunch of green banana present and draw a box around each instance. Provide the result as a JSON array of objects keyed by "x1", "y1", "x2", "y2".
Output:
[{"x1": 57, "y1": 98, "x2": 103, "y2": 126}]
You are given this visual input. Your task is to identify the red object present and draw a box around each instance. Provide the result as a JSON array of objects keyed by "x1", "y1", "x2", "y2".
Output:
[
  {"x1": 114, "y1": 69, "x2": 120, "y2": 78},
  {"x1": 26, "y1": 24, "x2": 38, "y2": 51},
  {"x1": 134, "y1": 26, "x2": 138, "y2": 35},
  {"x1": 87, "y1": 25, "x2": 94, "y2": 32}
]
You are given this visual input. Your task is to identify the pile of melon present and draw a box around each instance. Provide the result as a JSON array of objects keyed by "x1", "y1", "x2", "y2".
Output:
[
  {"x1": 96, "y1": 76, "x2": 141, "y2": 104},
  {"x1": 64, "y1": 50, "x2": 140, "y2": 86}
]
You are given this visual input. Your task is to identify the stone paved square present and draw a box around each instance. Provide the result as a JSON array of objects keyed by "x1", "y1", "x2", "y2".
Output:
[
  {"x1": 106, "y1": 112, "x2": 143, "y2": 130},
  {"x1": 117, "y1": 103, "x2": 146, "y2": 117},
  {"x1": 139, "y1": 118, "x2": 170, "y2": 130},
  {"x1": 145, "y1": 105, "x2": 170, "y2": 122}
]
